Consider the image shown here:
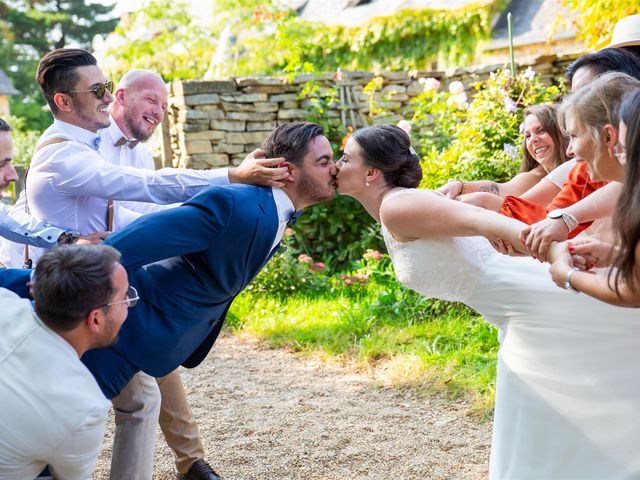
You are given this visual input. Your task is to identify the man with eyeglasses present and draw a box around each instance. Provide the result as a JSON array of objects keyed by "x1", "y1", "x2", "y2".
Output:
[
  {"x1": 0, "y1": 244, "x2": 133, "y2": 480},
  {"x1": 19, "y1": 48, "x2": 290, "y2": 480}
]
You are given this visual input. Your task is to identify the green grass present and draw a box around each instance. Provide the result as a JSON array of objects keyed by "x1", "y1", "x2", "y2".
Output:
[{"x1": 227, "y1": 285, "x2": 499, "y2": 418}]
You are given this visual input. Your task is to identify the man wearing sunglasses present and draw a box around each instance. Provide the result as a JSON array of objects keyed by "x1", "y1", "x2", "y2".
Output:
[{"x1": 0, "y1": 244, "x2": 131, "y2": 480}]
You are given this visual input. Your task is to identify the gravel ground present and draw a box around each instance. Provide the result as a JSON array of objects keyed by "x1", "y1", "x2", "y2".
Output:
[{"x1": 94, "y1": 334, "x2": 491, "y2": 479}]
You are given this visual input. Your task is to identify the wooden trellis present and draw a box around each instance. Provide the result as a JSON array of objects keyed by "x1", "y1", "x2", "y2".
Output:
[{"x1": 337, "y1": 82, "x2": 367, "y2": 130}]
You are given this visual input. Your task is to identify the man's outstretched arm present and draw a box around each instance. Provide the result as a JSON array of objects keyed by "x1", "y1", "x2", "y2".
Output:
[
  {"x1": 105, "y1": 187, "x2": 233, "y2": 270},
  {"x1": 0, "y1": 202, "x2": 65, "y2": 248}
]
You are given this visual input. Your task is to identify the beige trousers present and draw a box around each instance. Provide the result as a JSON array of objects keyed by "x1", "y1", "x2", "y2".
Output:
[
  {"x1": 110, "y1": 372, "x2": 161, "y2": 480},
  {"x1": 157, "y1": 369, "x2": 205, "y2": 474}
]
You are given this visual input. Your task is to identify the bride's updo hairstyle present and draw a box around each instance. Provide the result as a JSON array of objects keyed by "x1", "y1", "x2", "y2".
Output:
[
  {"x1": 558, "y1": 72, "x2": 640, "y2": 156},
  {"x1": 351, "y1": 124, "x2": 422, "y2": 188}
]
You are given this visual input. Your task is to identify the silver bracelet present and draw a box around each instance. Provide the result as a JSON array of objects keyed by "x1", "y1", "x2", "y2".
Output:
[{"x1": 565, "y1": 267, "x2": 580, "y2": 293}]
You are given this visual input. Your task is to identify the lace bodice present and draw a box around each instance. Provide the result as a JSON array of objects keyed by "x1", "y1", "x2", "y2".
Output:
[{"x1": 380, "y1": 189, "x2": 497, "y2": 304}]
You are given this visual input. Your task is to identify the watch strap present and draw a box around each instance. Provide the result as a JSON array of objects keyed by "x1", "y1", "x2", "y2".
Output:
[{"x1": 565, "y1": 267, "x2": 580, "y2": 293}]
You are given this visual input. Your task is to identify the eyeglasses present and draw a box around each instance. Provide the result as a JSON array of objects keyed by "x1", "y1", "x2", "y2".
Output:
[
  {"x1": 64, "y1": 80, "x2": 114, "y2": 100},
  {"x1": 99, "y1": 285, "x2": 139, "y2": 309},
  {"x1": 614, "y1": 142, "x2": 626, "y2": 165}
]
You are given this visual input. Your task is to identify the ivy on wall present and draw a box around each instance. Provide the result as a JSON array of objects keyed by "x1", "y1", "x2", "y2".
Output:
[
  {"x1": 236, "y1": 1, "x2": 508, "y2": 75},
  {"x1": 105, "y1": 0, "x2": 508, "y2": 81}
]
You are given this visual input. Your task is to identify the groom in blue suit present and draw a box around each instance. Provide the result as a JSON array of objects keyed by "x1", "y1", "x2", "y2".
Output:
[{"x1": 79, "y1": 121, "x2": 337, "y2": 398}]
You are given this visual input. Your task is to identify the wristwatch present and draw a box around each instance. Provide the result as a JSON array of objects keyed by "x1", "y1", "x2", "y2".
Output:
[
  {"x1": 57, "y1": 231, "x2": 80, "y2": 245},
  {"x1": 565, "y1": 267, "x2": 580, "y2": 293},
  {"x1": 547, "y1": 209, "x2": 579, "y2": 233}
]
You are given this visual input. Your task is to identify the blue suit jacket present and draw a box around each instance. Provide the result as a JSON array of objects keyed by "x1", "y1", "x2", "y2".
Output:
[
  {"x1": 82, "y1": 184, "x2": 279, "y2": 397},
  {"x1": 0, "y1": 269, "x2": 31, "y2": 299}
]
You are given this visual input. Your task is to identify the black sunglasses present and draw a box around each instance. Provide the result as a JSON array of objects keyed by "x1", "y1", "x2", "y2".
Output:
[{"x1": 64, "y1": 80, "x2": 114, "y2": 100}]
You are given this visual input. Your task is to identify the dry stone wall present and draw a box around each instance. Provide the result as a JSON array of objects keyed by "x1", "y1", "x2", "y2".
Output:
[{"x1": 164, "y1": 53, "x2": 579, "y2": 169}]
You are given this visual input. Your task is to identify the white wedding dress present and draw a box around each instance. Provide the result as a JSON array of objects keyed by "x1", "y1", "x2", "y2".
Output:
[{"x1": 382, "y1": 189, "x2": 640, "y2": 479}]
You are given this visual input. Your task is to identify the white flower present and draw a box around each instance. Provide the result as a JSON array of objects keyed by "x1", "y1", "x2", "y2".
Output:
[
  {"x1": 503, "y1": 96, "x2": 518, "y2": 114},
  {"x1": 397, "y1": 120, "x2": 412, "y2": 133},
  {"x1": 523, "y1": 66, "x2": 536, "y2": 81},
  {"x1": 419, "y1": 77, "x2": 441, "y2": 92},
  {"x1": 503, "y1": 143, "x2": 519, "y2": 159},
  {"x1": 448, "y1": 80, "x2": 465, "y2": 94},
  {"x1": 446, "y1": 92, "x2": 468, "y2": 110}
]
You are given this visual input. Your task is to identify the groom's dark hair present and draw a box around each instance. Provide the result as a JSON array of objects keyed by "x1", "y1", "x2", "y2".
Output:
[{"x1": 262, "y1": 122, "x2": 324, "y2": 166}]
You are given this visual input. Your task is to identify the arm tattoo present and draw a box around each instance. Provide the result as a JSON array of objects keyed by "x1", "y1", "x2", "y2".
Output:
[{"x1": 479, "y1": 182, "x2": 500, "y2": 195}]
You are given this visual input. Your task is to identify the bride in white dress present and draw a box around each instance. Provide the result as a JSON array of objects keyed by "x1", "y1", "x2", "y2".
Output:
[{"x1": 335, "y1": 124, "x2": 640, "y2": 479}]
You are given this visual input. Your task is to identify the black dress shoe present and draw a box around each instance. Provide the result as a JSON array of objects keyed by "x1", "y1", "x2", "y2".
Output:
[{"x1": 178, "y1": 459, "x2": 223, "y2": 480}]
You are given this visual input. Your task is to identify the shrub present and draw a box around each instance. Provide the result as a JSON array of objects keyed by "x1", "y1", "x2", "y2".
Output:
[
  {"x1": 4, "y1": 115, "x2": 40, "y2": 167},
  {"x1": 247, "y1": 230, "x2": 330, "y2": 296},
  {"x1": 415, "y1": 68, "x2": 564, "y2": 189}
]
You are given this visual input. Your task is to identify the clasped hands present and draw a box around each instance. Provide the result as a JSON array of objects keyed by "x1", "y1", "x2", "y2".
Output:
[{"x1": 492, "y1": 217, "x2": 615, "y2": 287}]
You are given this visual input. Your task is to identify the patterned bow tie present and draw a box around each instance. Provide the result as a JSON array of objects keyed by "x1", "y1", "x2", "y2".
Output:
[
  {"x1": 288, "y1": 210, "x2": 303, "y2": 225},
  {"x1": 114, "y1": 136, "x2": 140, "y2": 149}
]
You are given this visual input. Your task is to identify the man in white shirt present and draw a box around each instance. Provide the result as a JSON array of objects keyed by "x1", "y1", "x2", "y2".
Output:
[
  {"x1": 0, "y1": 244, "x2": 133, "y2": 480},
  {"x1": 100, "y1": 70, "x2": 242, "y2": 480}
]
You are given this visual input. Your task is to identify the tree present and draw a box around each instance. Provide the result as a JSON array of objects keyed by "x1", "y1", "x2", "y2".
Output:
[
  {"x1": 101, "y1": 0, "x2": 214, "y2": 82},
  {"x1": 5, "y1": 0, "x2": 118, "y2": 55},
  {"x1": 562, "y1": 0, "x2": 640, "y2": 50}
]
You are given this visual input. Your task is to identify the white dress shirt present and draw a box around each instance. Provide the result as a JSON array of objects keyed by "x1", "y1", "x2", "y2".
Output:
[
  {"x1": 26, "y1": 119, "x2": 233, "y2": 234},
  {"x1": 98, "y1": 116, "x2": 230, "y2": 229},
  {"x1": 0, "y1": 201, "x2": 65, "y2": 248},
  {"x1": 0, "y1": 289, "x2": 110, "y2": 480},
  {"x1": 271, "y1": 187, "x2": 296, "y2": 251}
]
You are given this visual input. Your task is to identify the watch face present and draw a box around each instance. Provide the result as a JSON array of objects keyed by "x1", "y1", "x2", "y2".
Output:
[{"x1": 548, "y1": 210, "x2": 563, "y2": 219}]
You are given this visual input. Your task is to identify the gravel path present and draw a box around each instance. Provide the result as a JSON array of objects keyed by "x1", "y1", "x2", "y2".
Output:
[{"x1": 94, "y1": 334, "x2": 491, "y2": 479}]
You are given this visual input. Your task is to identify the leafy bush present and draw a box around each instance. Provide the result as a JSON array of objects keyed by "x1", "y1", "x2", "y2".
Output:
[
  {"x1": 413, "y1": 69, "x2": 564, "y2": 189},
  {"x1": 247, "y1": 230, "x2": 330, "y2": 296},
  {"x1": 5, "y1": 115, "x2": 40, "y2": 167},
  {"x1": 104, "y1": 0, "x2": 508, "y2": 80},
  {"x1": 266, "y1": 3, "x2": 506, "y2": 74}
]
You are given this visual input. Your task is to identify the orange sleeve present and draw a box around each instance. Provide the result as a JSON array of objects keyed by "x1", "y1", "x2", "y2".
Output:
[
  {"x1": 500, "y1": 196, "x2": 548, "y2": 224},
  {"x1": 547, "y1": 161, "x2": 607, "y2": 210},
  {"x1": 499, "y1": 162, "x2": 607, "y2": 238}
]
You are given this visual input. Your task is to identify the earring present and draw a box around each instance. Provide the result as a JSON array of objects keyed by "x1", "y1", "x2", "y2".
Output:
[{"x1": 365, "y1": 182, "x2": 370, "y2": 187}]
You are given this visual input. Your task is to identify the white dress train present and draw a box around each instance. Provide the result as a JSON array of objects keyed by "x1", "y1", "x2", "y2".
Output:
[{"x1": 382, "y1": 189, "x2": 640, "y2": 480}]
